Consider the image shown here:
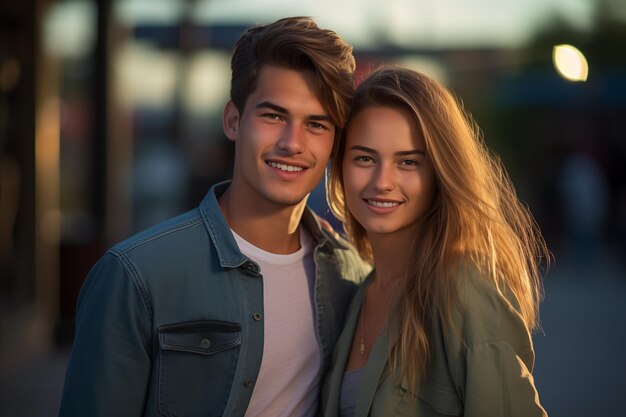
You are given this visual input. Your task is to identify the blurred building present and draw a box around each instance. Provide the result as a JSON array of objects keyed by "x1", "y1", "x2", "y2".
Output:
[{"x1": 1, "y1": 0, "x2": 625, "y2": 382}]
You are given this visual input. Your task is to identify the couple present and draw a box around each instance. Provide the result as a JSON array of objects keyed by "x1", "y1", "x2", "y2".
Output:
[{"x1": 59, "y1": 16, "x2": 548, "y2": 417}]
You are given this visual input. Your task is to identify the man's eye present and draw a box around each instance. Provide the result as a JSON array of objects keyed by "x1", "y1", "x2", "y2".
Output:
[
  {"x1": 262, "y1": 113, "x2": 282, "y2": 120},
  {"x1": 307, "y1": 121, "x2": 327, "y2": 130}
]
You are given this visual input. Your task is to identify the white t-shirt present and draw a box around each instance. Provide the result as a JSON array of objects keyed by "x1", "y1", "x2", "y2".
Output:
[{"x1": 232, "y1": 228, "x2": 321, "y2": 417}]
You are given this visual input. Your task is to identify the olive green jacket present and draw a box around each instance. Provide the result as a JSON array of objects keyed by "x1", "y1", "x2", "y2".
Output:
[{"x1": 321, "y1": 266, "x2": 548, "y2": 417}]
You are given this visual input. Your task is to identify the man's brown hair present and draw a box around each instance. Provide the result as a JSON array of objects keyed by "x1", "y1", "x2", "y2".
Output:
[{"x1": 230, "y1": 16, "x2": 355, "y2": 131}]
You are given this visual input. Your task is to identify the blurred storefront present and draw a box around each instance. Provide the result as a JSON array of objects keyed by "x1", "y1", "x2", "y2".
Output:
[{"x1": 1, "y1": 1, "x2": 625, "y2": 399}]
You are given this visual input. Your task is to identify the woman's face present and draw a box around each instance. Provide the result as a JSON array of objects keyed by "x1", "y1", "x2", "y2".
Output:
[{"x1": 342, "y1": 106, "x2": 437, "y2": 240}]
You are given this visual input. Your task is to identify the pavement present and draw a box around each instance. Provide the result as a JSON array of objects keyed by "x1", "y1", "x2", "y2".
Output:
[
  {"x1": 1, "y1": 247, "x2": 624, "y2": 417},
  {"x1": 531, "y1": 247, "x2": 626, "y2": 416}
]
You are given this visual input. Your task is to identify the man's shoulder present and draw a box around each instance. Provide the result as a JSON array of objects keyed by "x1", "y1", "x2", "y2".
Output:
[
  {"x1": 110, "y1": 208, "x2": 207, "y2": 258},
  {"x1": 85, "y1": 206, "x2": 233, "y2": 300},
  {"x1": 109, "y1": 181, "x2": 230, "y2": 257},
  {"x1": 301, "y1": 208, "x2": 370, "y2": 280},
  {"x1": 319, "y1": 231, "x2": 372, "y2": 284}
]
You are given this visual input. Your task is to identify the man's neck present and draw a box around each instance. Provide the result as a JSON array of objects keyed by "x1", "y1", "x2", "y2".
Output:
[{"x1": 218, "y1": 186, "x2": 307, "y2": 254}]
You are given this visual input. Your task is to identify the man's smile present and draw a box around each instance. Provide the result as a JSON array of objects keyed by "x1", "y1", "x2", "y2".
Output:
[{"x1": 266, "y1": 161, "x2": 305, "y2": 172}]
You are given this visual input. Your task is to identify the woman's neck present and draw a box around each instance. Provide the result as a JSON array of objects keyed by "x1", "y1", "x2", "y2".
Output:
[{"x1": 368, "y1": 233, "x2": 414, "y2": 289}]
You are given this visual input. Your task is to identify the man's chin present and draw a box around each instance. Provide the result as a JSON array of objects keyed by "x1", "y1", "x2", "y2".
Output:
[
  {"x1": 269, "y1": 195, "x2": 310, "y2": 208},
  {"x1": 264, "y1": 188, "x2": 311, "y2": 208}
]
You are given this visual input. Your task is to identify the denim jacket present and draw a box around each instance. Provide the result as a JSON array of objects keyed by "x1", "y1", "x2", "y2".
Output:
[{"x1": 59, "y1": 181, "x2": 370, "y2": 417}]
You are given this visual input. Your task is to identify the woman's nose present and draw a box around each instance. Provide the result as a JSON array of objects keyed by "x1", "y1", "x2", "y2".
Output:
[{"x1": 372, "y1": 164, "x2": 395, "y2": 192}]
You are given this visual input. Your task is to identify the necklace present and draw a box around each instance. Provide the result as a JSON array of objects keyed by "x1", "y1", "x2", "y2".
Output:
[{"x1": 358, "y1": 279, "x2": 398, "y2": 356}]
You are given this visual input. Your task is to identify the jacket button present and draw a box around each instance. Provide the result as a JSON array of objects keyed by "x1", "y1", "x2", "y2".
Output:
[
  {"x1": 200, "y1": 338, "x2": 211, "y2": 349},
  {"x1": 243, "y1": 379, "x2": 253, "y2": 388},
  {"x1": 253, "y1": 313, "x2": 262, "y2": 321}
]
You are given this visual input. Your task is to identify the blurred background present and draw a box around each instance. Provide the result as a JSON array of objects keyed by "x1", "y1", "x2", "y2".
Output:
[{"x1": 1, "y1": 0, "x2": 625, "y2": 415}]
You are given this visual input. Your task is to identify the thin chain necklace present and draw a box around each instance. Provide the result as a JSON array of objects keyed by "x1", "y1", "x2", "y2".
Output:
[{"x1": 358, "y1": 278, "x2": 398, "y2": 356}]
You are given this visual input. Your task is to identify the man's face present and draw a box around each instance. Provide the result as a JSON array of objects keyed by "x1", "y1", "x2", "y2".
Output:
[{"x1": 223, "y1": 65, "x2": 335, "y2": 208}]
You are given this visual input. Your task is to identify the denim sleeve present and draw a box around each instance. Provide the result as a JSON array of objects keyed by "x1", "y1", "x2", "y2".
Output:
[{"x1": 59, "y1": 252, "x2": 153, "y2": 417}]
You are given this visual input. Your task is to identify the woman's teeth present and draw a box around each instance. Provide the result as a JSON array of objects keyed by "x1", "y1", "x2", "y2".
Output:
[{"x1": 367, "y1": 200, "x2": 399, "y2": 208}]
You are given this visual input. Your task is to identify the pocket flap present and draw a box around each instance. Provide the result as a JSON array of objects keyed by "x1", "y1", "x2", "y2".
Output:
[
  {"x1": 401, "y1": 377, "x2": 462, "y2": 416},
  {"x1": 158, "y1": 320, "x2": 241, "y2": 356}
]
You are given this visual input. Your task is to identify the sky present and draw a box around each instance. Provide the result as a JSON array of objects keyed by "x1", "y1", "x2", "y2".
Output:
[
  {"x1": 115, "y1": 0, "x2": 595, "y2": 48},
  {"x1": 44, "y1": 0, "x2": 598, "y2": 111}
]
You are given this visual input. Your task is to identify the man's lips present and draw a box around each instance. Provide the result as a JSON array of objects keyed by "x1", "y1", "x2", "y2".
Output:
[{"x1": 266, "y1": 160, "x2": 307, "y2": 172}]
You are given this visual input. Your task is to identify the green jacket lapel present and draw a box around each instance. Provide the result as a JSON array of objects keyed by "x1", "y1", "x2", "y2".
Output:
[
  {"x1": 354, "y1": 327, "x2": 390, "y2": 417},
  {"x1": 323, "y1": 283, "x2": 366, "y2": 417}
]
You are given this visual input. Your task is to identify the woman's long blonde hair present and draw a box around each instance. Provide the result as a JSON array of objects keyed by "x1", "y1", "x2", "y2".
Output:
[{"x1": 327, "y1": 67, "x2": 550, "y2": 389}]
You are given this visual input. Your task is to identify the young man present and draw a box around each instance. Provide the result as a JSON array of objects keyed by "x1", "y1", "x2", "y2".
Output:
[{"x1": 59, "y1": 17, "x2": 369, "y2": 417}]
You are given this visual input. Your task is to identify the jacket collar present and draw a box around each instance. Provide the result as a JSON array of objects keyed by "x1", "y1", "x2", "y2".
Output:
[
  {"x1": 300, "y1": 202, "x2": 350, "y2": 251},
  {"x1": 199, "y1": 180, "x2": 346, "y2": 269}
]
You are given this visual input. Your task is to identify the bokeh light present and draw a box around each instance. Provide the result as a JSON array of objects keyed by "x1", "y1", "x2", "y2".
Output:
[{"x1": 553, "y1": 44, "x2": 589, "y2": 82}]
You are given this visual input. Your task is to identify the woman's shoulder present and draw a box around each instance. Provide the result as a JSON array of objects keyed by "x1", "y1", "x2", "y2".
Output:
[
  {"x1": 435, "y1": 260, "x2": 538, "y2": 397},
  {"x1": 444, "y1": 260, "x2": 532, "y2": 349},
  {"x1": 448, "y1": 260, "x2": 519, "y2": 312}
]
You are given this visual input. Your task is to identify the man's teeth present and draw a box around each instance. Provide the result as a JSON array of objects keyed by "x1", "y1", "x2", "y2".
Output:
[
  {"x1": 268, "y1": 161, "x2": 304, "y2": 172},
  {"x1": 368, "y1": 200, "x2": 399, "y2": 208}
]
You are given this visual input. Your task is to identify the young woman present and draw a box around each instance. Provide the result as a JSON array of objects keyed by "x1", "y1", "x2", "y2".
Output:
[{"x1": 322, "y1": 67, "x2": 550, "y2": 416}]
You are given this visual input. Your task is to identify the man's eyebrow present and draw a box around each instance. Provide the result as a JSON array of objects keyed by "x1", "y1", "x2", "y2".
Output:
[
  {"x1": 348, "y1": 145, "x2": 426, "y2": 156},
  {"x1": 255, "y1": 101, "x2": 332, "y2": 122},
  {"x1": 255, "y1": 101, "x2": 288, "y2": 114},
  {"x1": 308, "y1": 114, "x2": 333, "y2": 123}
]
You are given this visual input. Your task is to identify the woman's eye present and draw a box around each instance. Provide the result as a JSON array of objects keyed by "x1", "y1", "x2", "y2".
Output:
[{"x1": 355, "y1": 155, "x2": 374, "y2": 164}]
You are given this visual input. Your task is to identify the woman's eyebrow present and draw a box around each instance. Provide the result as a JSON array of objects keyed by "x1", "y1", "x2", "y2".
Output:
[
  {"x1": 347, "y1": 146, "x2": 425, "y2": 156},
  {"x1": 395, "y1": 150, "x2": 426, "y2": 157},
  {"x1": 348, "y1": 145, "x2": 377, "y2": 154}
]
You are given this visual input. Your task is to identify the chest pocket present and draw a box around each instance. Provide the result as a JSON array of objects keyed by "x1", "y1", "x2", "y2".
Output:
[
  {"x1": 414, "y1": 381, "x2": 462, "y2": 416},
  {"x1": 383, "y1": 377, "x2": 462, "y2": 417},
  {"x1": 158, "y1": 320, "x2": 242, "y2": 417}
]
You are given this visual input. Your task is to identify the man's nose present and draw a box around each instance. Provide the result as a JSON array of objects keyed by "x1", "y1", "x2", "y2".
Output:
[{"x1": 277, "y1": 123, "x2": 305, "y2": 154}]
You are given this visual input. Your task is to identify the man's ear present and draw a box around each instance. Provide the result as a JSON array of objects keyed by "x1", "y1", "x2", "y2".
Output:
[{"x1": 223, "y1": 100, "x2": 240, "y2": 141}]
